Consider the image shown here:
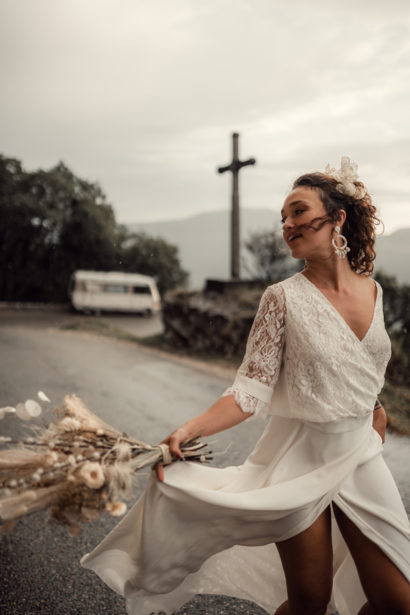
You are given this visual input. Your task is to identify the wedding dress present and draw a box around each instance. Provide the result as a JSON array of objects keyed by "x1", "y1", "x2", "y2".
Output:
[{"x1": 81, "y1": 272, "x2": 410, "y2": 615}]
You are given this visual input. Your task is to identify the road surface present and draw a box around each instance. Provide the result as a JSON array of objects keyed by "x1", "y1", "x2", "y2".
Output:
[
  {"x1": 0, "y1": 312, "x2": 408, "y2": 615},
  {"x1": 0, "y1": 312, "x2": 267, "y2": 615}
]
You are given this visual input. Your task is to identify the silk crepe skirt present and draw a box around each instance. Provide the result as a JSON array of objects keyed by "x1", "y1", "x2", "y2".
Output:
[{"x1": 81, "y1": 413, "x2": 410, "y2": 615}]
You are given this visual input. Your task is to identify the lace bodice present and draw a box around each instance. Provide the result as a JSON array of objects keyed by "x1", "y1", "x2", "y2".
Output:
[{"x1": 222, "y1": 273, "x2": 391, "y2": 422}]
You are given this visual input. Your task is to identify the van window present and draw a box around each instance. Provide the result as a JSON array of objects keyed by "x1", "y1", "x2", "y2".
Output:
[
  {"x1": 132, "y1": 285, "x2": 151, "y2": 295},
  {"x1": 104, "y1": 284, "x2": 129, "y2": 293}
]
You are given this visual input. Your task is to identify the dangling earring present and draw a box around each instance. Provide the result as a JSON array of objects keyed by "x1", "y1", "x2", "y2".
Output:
[{"x1": 332, "y1": 226, "x2": 350, "y2": 258}]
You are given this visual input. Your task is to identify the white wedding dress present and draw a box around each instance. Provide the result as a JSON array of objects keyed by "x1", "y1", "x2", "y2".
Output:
[{"x1": 81, "y1": 272, "x2": 410, "y2": 615}]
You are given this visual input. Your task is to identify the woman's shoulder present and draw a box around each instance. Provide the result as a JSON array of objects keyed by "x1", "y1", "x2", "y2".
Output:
[
  {"x1": 265, "y1": 272, "x2": 301, "y2": 292},
  {"x1": 353, "y1": 272, "x2": 381, "y2": 302},
  {"x1": 264, "y1": 273, "x2": 304, "y2": 300},
  {"x1": 372, "y1": 276, "x2": 384, "y2": 296},
  {"x1": 260, "y1": 273, "x2": 304, "y2": 311},
  {"x1": 257, "y1": 280, "x2": 288, "y2": 313}
]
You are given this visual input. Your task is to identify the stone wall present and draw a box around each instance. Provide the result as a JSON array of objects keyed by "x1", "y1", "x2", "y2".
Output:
[{"x1": 162, "y1": 284, "x2": 266, "y2": 358}]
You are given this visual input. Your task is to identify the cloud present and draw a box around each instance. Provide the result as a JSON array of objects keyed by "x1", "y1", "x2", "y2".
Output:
[{"x1": 1, "y1": 0, "x2": 409, "y2": 232}]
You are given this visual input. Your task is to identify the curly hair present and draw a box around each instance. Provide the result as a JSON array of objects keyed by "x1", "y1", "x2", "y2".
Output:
[{"x1": 291, "y1": 172, "x2": 381, "y2": 275}]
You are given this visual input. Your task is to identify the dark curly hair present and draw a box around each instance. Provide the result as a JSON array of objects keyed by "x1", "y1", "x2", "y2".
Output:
[{"x1": 291, "y1": 172, "x2": 381, "y2": 275}]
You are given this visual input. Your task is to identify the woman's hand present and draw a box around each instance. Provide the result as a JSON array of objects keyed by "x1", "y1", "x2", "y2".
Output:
[
  {"x1": 372, "y1": 402, "x2": 387, "y2": 444},
  {"x1": 154, "y1": 427, "x2": 189, "y2": 482},
  {"x1": 153, "y1": 394, "x2": 250, "y2": 482}
]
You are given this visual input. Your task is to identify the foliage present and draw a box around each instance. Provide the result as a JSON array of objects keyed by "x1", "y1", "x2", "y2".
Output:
[
  {"x1": 0, "y1": 155, "x2": 188, "y2": 301},
  {"x1": 118, "y1": 228, "x2": 189, "y2": 295},
  {"x1": 375, "y1": 271, "x2": 410, "y2": 386},
  {"x1": 379, "y1": 382, "x2": 410, "y2": 435},
  {"x1": 243, "y1": 227, "x2": 302, "y2": 281}
]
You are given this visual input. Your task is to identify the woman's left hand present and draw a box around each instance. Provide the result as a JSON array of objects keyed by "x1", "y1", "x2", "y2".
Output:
[{"x1": 372, "y1": 403, "x2": 387, "y2": 444}]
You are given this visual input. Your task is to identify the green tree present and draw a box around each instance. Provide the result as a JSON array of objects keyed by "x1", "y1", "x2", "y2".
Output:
[
  {"x1": 0, "y1": 156, "x2": 119, "y2": 301},
  {"x1": 119, "y1": 230, "x2": 189, "y2": 294},
  {"x1": 0, "y1": 155, "x2": 187, "y2": 301},
  {"x1": 0, "y1": 156, "x2": 33, "y2": 299},
  {"x1": 243, "y1": 227, "x2": 302, "y2": 281},
  {"x1": 375, "y1": 271, "x2": 410, "y2": 385}
]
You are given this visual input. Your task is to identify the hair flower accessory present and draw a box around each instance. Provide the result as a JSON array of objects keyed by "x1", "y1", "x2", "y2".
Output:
[{"x1": 325, "y1": 156, "x2": 365, "y2": 199}]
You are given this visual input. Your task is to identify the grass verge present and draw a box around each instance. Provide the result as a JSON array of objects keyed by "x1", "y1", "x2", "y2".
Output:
[
  {"x1": 60, "y1": 317, "x2": 140, "y2": 343},
  {"x1": 139, "y1": 334, "x2": 242, "y2": 369}
]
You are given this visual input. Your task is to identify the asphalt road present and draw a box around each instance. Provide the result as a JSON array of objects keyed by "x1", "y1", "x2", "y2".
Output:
[
  {"x1": 0, "y1": 312, "x2": 409, "y2": 615},
  {"x1": 0, "y1": 312, "x2": 267, "y2": 615}
]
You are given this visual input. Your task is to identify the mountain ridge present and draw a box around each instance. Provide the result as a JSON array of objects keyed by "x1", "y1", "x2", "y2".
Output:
[{"x1": 127, "y1": 209, "x2": 409, "y2": 289}]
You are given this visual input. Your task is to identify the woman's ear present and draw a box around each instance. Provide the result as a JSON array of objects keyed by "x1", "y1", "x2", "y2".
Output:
[{"x1": 337, "y1": 209, "x2": 347, "y2": 228}]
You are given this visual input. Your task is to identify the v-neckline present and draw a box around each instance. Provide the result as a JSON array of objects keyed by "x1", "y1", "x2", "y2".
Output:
[{"x1": 297, "y1": 272, "x2": 379, "y2": 344}]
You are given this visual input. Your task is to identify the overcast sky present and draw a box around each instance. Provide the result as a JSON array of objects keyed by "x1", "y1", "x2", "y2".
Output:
[{"x1": 1, "y1": 0, "x2": 409, "y2": 234}]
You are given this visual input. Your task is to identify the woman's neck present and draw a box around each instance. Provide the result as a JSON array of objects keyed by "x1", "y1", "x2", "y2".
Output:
[{"x1": 302, "y1": 256, "x2": 355, "y2": 291}]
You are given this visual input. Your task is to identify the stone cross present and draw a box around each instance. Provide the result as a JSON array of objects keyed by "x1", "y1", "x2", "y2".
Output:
[{"x1": 217, "y1": 132, "x2": 256, "y2": 279}]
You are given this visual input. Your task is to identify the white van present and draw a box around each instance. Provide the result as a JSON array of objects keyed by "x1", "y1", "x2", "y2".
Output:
[{"x1": 69, "y1": 270, "x2": 161, "y2": 315}]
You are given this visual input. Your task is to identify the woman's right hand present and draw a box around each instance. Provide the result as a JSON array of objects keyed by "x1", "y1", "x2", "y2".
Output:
[
  {"x1": 155, "y1": 427, "x2": 189, "y2": 482},
  {"x1": 154, "y1": 394, "x2": 250, "y2": 481}
]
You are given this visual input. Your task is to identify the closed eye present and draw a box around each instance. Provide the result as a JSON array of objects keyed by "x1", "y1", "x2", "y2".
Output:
[{"x1": 281, "y1": 208, "x2": 305, "y2": 225}]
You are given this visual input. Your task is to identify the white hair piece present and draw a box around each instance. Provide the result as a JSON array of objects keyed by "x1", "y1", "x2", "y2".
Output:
[{"x1": 325, "y1": 156, "x2": 366, "y2": 199}]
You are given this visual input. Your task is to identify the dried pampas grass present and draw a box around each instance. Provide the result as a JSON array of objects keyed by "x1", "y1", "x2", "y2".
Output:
[{"x1": 0, "y1": 394, "x2": 210, "y2": 535}]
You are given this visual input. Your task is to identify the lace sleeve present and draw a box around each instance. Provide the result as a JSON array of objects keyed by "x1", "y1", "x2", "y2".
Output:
[{"x1": 221, "y1": 284, "x2": 286, "y2": 419}]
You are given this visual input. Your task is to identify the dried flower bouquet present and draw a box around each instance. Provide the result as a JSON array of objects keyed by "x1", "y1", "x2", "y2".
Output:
[{"x1": 0, "y1": 394, "x2": 210, "y2": 535}]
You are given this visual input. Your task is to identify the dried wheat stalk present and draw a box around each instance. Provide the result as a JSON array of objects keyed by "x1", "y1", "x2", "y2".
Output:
[{"x1": 0, "y1": 394, "x2": 211, "y2": 535}]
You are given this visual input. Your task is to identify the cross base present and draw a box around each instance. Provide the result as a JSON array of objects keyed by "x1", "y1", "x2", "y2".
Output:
[{"x1": 204, "y1": 278, "x2": 266, "y2": 296}]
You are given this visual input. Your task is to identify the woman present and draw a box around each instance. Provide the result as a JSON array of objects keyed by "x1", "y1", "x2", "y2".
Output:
[{"x1": 81, "y1": 158, "x2": 410, "y2": 615}]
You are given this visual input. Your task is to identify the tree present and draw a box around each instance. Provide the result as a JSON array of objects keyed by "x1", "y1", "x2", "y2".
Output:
[
  {"x1": 0, "y1": 155, "x2": 188, "y2": 301},
  {"x1": 119, "y1": 230, "x2": 189, "y2": 295},
  {"x1": 0, "y1": 156, "x2": 120, "y2": 301},
  {"x1": 0, "y1": 156, "x2": 34, "y2": 299},
  {"x1": 375, "y1": 271, "x2": 410, "y2": 385},
  {"x1": 243, "y1": 227, "x2": 302, "y2": 281}
]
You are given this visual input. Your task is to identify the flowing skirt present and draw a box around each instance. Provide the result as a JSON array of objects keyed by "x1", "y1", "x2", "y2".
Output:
[{"x1": 81, "y1": 413, "x2": 410, "y2": 615}]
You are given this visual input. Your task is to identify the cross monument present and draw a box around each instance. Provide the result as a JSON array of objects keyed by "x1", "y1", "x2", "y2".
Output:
[{"x1": 217, "y1": 132, "x2": 256, "y2": 279}]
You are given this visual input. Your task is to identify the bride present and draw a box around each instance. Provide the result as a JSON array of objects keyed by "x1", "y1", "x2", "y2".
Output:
[{"x1": 81, "y1": 158, "x2": 410, "y2": 615}]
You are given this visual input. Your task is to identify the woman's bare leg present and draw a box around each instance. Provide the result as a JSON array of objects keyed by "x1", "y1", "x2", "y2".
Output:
[
  {"x1": 333, "y1": 503, "x2": 410, "y2": 615},
  {"x1": 274, "y1": 507, "x2": 333, "y2": 615}
]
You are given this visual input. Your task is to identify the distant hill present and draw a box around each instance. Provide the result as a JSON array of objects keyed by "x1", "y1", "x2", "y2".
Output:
[
  {"x1": 128, "y1": 210, "x2": 410, "y2": 289},
  {"x1": 375, "y1": 228, "x2": 410, "y2": 284},
  {"x1": 129, "y1": 208, "x2": 275, "y2": 289}
]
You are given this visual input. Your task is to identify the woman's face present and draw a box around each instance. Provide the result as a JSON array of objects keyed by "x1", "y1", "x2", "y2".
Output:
[{"x1": 281, "y1": 186, "x2": 338, "y2": 260}]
